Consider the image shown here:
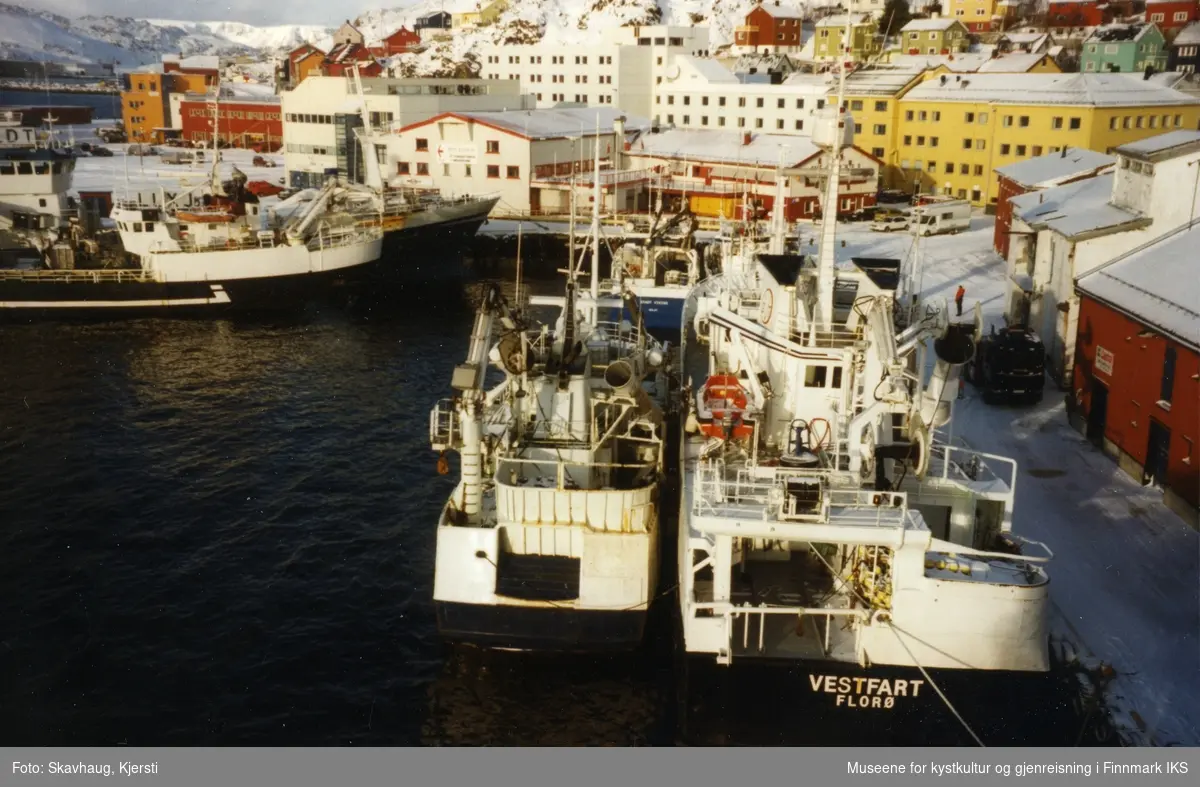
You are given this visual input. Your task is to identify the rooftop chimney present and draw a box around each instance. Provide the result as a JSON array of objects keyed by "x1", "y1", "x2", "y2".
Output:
[{"x1": 743, "y1": 131, "x2": 752, "y2": 146}]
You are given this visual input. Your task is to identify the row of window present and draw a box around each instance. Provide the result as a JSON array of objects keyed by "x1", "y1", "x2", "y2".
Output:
[
  {"x1": 1120, "y1": 158, "x2": 1156, "y2": 176},
  {"x1": 1149, "y1": 11, "x2": 1191, "y2": 23},
  {"x1": 1177, "y1": 45, "x2": 1199, "y2": 57},
  {"x1": 397, "y1": 162, "x2": 520, "y2": 179},
  {"x1": 187, "y1": 108, "x2": 281, "y2": 121},
  {"x1": 535, "y1": 94, "x2": 614, "y2": 103},
  {"x1": 487, "y1": 54, "x2": 614, "y2": 65},
  {"x1": 952, "y1": 8, "x2": 989, "y2": 15},
  {"x1": 0, "y1": 160, "x2": 74, "y2": 175},
  {"x1": 906, "y1": 31, "x2": 964, "y2": 40},
  {"x1": 902, "y1": 160, "x2": 986, "y2": 176},
  {"x1": 658, "y1": 95, "x2": 831, "y2": 110},
  {"x1": 285, "y1": 143, "x2": 331, "y2": 155},
  {"x1": 1109, "y1": 113, "x2": 1185, "y2": 131},
  {"x1": 286, "y1": 113, "x2": 334, "y2": 124}
]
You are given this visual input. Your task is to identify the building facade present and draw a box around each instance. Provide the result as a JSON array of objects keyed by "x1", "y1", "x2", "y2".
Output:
[
  {"x1": 280, "y1": 76, "x2": 531, "y2": 188},
  {"x1": 894, "y1": 72, "x2": 1200, "y2": 205},
  {"x1": 947, "y1": 0, "x2": 1003, "y2": 33},
  {"x1": 813, "y1": 16, "x2": 882, "y2": 62},
  {"x1": 1081, "y1": 23, "x2": 1167, "y2": 73},
  {"x1": 1144, "y1": 0, "x2": 1199, "y2": 35},
  {"x1": 734, "y1": 3, "x2": 806, "y2": 53},
  {"x1": 120, "y1": 64, "x2": 216, "y2": 143},
  {"x1": 898, "y1": 18, "x2": 971, "y2": 55},
  {"x1": 179, "y1": 94, "x2": 283, "y2": 151},
  {"x1": 1167, "y1": 22, "x2": 1200, "y2": 73},
  {"x1": 1071, "y1": 221, "x2": 1200, "y2": 525},
  {"x1": 1045, "y1": 0, "x2": 1106, "y2": 38}
]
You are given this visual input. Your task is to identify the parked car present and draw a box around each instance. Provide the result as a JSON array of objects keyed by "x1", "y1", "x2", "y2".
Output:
[
  {"x1": 127, "y1": 144, "x2": 158, "y2": 156},
  {"x1": 252, "y1": 155, "x2": 277, "y2": 168},
  {"x1": 871, "y1": 214, "x2": 910, "y2": 232},
  {"x1": 90, "y1": 145, "x2": 114, "y2": 157},
  {"x1": 876, "y1": 189, "x2": 910, "y2": 204},
  {"x1": 911, "y1": 198, "x2": 971, "y2": 236},
  {"x1": 846, "y1": 205, "x2": 879, "y2": 222},
  {"x1": 96, "y1": 127, "x2": 126, "y2": 143}
]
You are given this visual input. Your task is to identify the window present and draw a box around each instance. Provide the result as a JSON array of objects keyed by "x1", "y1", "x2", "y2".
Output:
[
  {"x1": 667, "y1": 114, "x2": 674, "y2": 124},
  {"x1": 904, "y1": 135, "x2": 913, "y2": 146},
  {"x1": 872, "y1": 147, "x2": 885, "y2": 158},
  {"x1": 443, "y1": 164, "x2": 450, "y2": 176},
  {"x1": 1151, "y1": 13, "x2": 1165, "y2": 22},
  {"x1": 683, "y1": 96, "x2": 690, "y2": 106},
  {"x1": 1032, "y1": 146, "x2": 1043, "y2": 156},
  {"x1": 1175, "y1": 114, "x2": 1183, "y2": 127},
  {"x1": 683, "y1": 115, "x2": 690, "y2": 124},
  {"x1": 1052, "y1": 116, "x2": 1063, "y2": 129},
  {"x1": 875, "y1": 101, "x2": 887, "y2": 111},
  {"x1": 719, "y1": 97, "x2": 726, "y2": 107},
  {"x1": 1110, "y1": 117, "x2": 1118, "y2": 130},
  {"x1": 756, "y1": 98, "x2": 764, "y2": 108},
  {"x1": 917, "y1": 136, "x2": 925, "y2": 146},
  {"x1": 1002, "y1": 115, "x2": 1013, "y2": 127},
  {"x1": 777, "y1": 98, "x2": 785, "y2": 109},
  {"x1": 817, "y1": 99, "x2": 825, "y2": 109},
  {"x1": 703, "y1": 96, "x2": 709, "y2": 106},
  {"x1": 804, "y1": 366, "x2": 828, "y2": 388},
  {"x1": 416, "y1": 138, "x2": 428, "y2": 151},
  {"x1": 933, "y1": 111, "x2": 941, "y2": 122},
  {"x1": 506, "y1": 166, "x2": 519, "y2": 179},
  {"x1": 738, "y1": 97, "x2": 746, "y2": 108},
  {"x1": 465, "y1": 165, "x2": 471, "y2": 177},
  {"x1": 971, "y1": 188, "x2": 982, "y2": 202},
  {"x1": 737, "y1": 117, "x2": 745, "y2": 127},
  {"x1": 1069, "y1": 117, "x2": 1081, "y2": 130},
  {"x1": 1018, "y1": 116, "x2": 1029, "y2": 127},
  {"x1": 719, "y1": 117, "x2": 726, "y2": 127},
  {"x1": 795, "y1": 120, "x2": 804, "y2": 131},
  {"x1": 776, "y1": 119, "x2": 784, "y2": 130},
  {"x1": 930, "y1": 136, "x2": 939, "y2": 148},
  {"x1": 486, "y1": 165, "x2": 499, "y2": 178},
  {"x1": 851, "y1": 100, "x2": 863, "y2": 111},
  {"x1": 976, "y1": 139, "x2": 986, "y2": 151},
  {"x1": 873, "y1": 124, "x2": 886, "y2": 135},
  {"x1": 919, "y1": 110, "x2": 927, "y2": 121},
  {"x1": 755, "y1": 118, "x2": 764, "y2": 129},
  {"x1": 959, "y1": 163, "x2": 969, "y2": 174},
  {"x1": 668, "y1": 96, "x2": 674, "y2": 105},
  {"x1": 965, "y1": 112, "x2": 975, "y2": 123},
  {"x1": 962, "y1": 138, "x2": 972, "y2": 149},
  {"x1": 486, "y1": 140, "x2": 499, "y2": 154},
  {"x1": 417, "y1": 162, "x2": 429, "y2": 176},
  {"x1": 796, "y1": 98, "x2": 805, "y2": 109},
  {"x1": 905, "y1": 110, "x2": 914, "y2": 121},
  {"x1": 928, "y1": 160, "x2": 936, "y2": 172},
  {"x1": 1001, "y1": 144, "x2": 1011, "y2": 155}
]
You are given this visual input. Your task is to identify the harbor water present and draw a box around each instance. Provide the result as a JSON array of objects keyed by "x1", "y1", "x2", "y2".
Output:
[{"x1": 0, "y1": 275, "x2": 1121, "y2": 746}]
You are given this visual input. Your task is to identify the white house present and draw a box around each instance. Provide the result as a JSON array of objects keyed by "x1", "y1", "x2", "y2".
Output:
[
  {"x1": 1005, "y1": 130, "x2": 1200, "y2": 382},
  {"x1": 476, "y1": 25, "x2": 711, "y2": 120},
  {"x1": 384, "y1": 107, "x2": 654, "y2": 215},
  {"x1": 280, "y1": 75, "x2": 530, "y2": 188}
]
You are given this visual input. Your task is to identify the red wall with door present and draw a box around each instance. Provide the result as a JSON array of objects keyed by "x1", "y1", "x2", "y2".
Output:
[{"x1": 1072, "y1": 294, "x2": 1199, "y2": 509}]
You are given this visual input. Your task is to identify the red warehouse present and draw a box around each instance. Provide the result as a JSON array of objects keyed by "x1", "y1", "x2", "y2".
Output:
[
  {"x1": 180, "y1": 95, "x2": 283, "y2": 151},
  {"x1": 1071, "y1": 220, "x2": 1200, "y2": 526},
  {"x1": 734, "y1": 3, "x2": 805, "y2": 52},
  {"x1": 1046, "y1": 1, "x2": 1106, "y2": 29},
  {"x1": 1145, "y1": 0, "x2": 1200, "y2": 34}
]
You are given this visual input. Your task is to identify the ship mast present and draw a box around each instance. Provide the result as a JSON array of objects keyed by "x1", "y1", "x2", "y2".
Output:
[{"x1": 814, "y1": 16, "x2": 854, "y2": 331}]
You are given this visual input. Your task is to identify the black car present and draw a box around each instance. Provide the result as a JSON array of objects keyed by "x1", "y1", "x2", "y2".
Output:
[
  {"x1": 876, "y1": 189, "x2": 910, "y2": 204},
  {"x1": 846, "y1": 205, "x2": 879, "y2": 222},
  {"x1": 90, "y1": 146, "x2": 114, "y2": 157}
]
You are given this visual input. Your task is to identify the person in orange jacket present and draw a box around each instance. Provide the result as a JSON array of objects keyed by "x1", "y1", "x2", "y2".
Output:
[{"x1": 954, "y1": 284, "x2": 966, "y2": 316}]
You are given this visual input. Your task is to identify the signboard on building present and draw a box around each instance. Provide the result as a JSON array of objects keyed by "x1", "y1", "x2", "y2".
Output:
[
  {"x1": 1095, "y1": 346, "x2": 1114, "y2": 376},
  {"x1": 436, "y1": 143, "x2": 477, "y2": 164}
]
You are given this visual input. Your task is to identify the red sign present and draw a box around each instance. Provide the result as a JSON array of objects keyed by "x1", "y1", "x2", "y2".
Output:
[{"x1": 1095, "y1": 346, "x2": 1114, "y2": 376}]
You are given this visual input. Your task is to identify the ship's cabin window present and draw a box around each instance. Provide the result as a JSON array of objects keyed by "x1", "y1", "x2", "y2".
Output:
[
  {"x1": 804, "y1": 365, "x2": 843, "y2": 388},
  {"x1": 133, "y1": 222, "x2": 143, "y2": 232},
  {"x1": 35, "y1": 163, "x2": 49, "y2": 174},
  {"x1": 0, "y1": 162, "x2": 13, "y2": 175},
  {"x1": 17, "y1": 162, "x2": 32, "y2": 174},
  {"x1": 38, "y1": 198, "x2": 46, "y2": 207},
  {"x1": 51, "y1": 162, "x2": 61, "y2": 174},
  {"x1": 144, "y1": 222, "x2": 155, "y2": 232}
]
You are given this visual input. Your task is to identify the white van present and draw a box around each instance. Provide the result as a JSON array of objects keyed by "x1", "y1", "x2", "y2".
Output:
[{"x1": 912, "y1": 199, "x2": 971, "y2": 236}]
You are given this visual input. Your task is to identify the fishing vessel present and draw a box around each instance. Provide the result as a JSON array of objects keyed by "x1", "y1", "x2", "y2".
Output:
[
  {"x1": 609, "y1": 207, "x2": 702, "y2": 333},
  {"x1": 0, "y1": 109, "x2": 78, "y2": 266},
  {"x1": 673, "y1": 33, "x2": 1054, "y2": 741},
  {"x1": 1, "y1": 92, "x2": 383, "y2": 316},
  {"x1": 428, "y1": 151, "x2": 674, "y2": 652}
]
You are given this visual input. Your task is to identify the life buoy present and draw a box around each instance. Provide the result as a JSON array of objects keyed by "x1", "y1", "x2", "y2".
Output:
[
  {"x1": 760, "y1": 288, "x2": 773, "y2": 325},
  {"x1": 626, "y1": 259, "x2": 643, "y2": 278}
]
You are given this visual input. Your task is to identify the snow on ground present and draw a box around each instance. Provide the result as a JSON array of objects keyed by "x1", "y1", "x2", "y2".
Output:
[
  {"x1": 478, "y1": 212, "x2": 1200, "y2": 746},
  {"x1": 63, "y1": 122, "x2": 287, "y2": 199},
  {"x1": 837, "y1": 216, "x2": 1200, "y2": 747}
]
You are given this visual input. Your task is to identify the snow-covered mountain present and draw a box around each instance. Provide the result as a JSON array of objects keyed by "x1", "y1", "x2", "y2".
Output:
[{"x1": 1, "y1": 0, "x2": 784, "y2": 70}]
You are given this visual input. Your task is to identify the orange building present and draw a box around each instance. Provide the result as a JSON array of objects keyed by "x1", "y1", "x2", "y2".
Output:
[{"x1": 121, "y1": 58, "x2": 219, "y2": 143}]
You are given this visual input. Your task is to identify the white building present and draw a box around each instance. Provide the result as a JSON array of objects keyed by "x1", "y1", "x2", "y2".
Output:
[
  {"x1": 624, "y1": 127, "x2": 882, "y2": 220},
  {"x1": 1005, "y1": 130, "x2": 1200, "y2": 382},
  {"x1": 280, "y1": 75, "x2": 530, "y2": 188},
  {"x1": 476, "y1": 25, "x2": 711, "y2": 120},
  {"x1": 654, "y1": 56, "x2": 834, "y2": 135},
  {"x1": 384, "y1": 107, "x2": 653, "y2": 215}
]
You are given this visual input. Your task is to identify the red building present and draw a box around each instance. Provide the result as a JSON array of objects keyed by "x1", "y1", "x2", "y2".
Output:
[
  {"x1": 1145, "y1": 0, "x2": 1200, "y2": 34},
  {"x1": 734, "y1": 3, "x2": 805, "y2": 52},
  {"x1": 992, "y1": 148, "x2": 1115, "y2": 258},
  {"x1": 1046, "y1": 0, "x2": 1105, "y2": 29},
  {"x1": 321, "y1": 43, "x2": 383, "y2": 77},
  {"x1": 179, "y1": 96, "x2": 283, "y2": 151},
  {"x1": 378, "y1": 27, "x2": 421, "y2": 56},
  {"x1": 1071, "y1": 221, "x2": 1199, "y2": 525}
]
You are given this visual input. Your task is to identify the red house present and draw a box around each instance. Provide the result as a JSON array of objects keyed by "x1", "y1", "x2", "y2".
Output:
[
  {"x1": 1145, "y1": 0, "x2": 1200, "y2": 34},
  {"x1": 734, "y1": 3, "x2": 805, "y2": 52},
  {"x1": 321, "y1": 43, "x2": 383, "y2": 77},
  {"x1": 180, "y1": 96, "x2": 283, "y2": 152},
  {"x1": 1046, "y1": 0, "x2": 1105, "y2": 29},
  {"x1": 1071, "y1": 221, "x2": 1200, "y2": 525},
  {"x1": 380, "y1": 27, "x2": 421, "y2": 55}
]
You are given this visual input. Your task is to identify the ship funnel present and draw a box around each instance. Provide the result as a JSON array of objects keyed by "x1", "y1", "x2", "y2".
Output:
[{"x1": 919, "y1": 324, "x2": 976, "y2": 428}]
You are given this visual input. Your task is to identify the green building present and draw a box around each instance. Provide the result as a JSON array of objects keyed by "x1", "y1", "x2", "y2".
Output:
[{"x1": 1082, "y1": 23, "x2": 1168, "y2": 74}]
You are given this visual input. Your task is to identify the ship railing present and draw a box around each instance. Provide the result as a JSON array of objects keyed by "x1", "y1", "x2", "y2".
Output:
[
  {"x1": 690, "y1": 601, "x2": 868, "y2": 659},
  {"x1": 526, "y1": 418, "x2": 593, "y2": 443},
  {"x1": 0, "y1": 267, "x2": 152, "y2": 283},
  {"x1": 929, "y1": 442, "x2": 1016, "y2": 493},
  {"x1": 693, "y1": 461, "x2": 912, "y2": 529},
  {"x1": 152, "y1": 235, "x2": 278, "y2": 254},
  {"x1": 790, "y1": 317, "x2": 861, "y2": 348},
  {"x1": 430, "y1": 398, "x2": 458, "y2": 451}
]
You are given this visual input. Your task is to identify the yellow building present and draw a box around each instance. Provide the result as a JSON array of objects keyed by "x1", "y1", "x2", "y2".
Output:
[
  {"x1": 946, "y1": 0, "x2": 1001, "y2": 33},
  {"x1": 894, "y1": 72, "x2": 1200, "y2": 204},
  {"x1": 121, "y1": 70, "x2": 211, "y2": 143},
  {"x1": 452, "y1": 0, "x2": 509, "y2": 29},
  {"x1": 828, "y1": 69, "x2": 932, "y2": 188},
  {"x1": 813, "y1": 15, "x2": 882, "y2": 62},
  {"x1": 897, "y1": 18, "x2": 970, "y2": 55}
]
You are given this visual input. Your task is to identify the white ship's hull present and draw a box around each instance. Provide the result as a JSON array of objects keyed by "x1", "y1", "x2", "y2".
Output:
[{"x1": 433, "y1": 481, "x2": 660, "y2": 652}]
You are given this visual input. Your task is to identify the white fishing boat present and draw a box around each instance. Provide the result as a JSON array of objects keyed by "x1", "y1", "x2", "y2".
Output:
[
  {"x1": 429, "y1": 145, "x2": 674, "y2": 651},
  {"x1": 609, "y1": 207, "x2": 702, "y2": 334},
  {"x1": 0, "y1": 109, "x2": 78, "y2": 261},
  {"x1": 673, "y1": 25, "x2": 1054, "y2": 737}
]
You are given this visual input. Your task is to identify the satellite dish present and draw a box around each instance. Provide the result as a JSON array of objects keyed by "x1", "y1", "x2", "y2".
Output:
[
  {"x1": 908, "y1": 415, "x2": 932, "y2": 481},
  {"x1": 666, "y1": 63, "x2": 681, "y2": 80},
  {"x1": 973, "y1": 301, "x2": 984, "y2": 345}
]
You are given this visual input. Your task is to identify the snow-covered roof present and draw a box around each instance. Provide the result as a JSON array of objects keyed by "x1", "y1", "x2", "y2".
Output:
[
  {"x1": 977, "y1": 53, "x2": 1053, "y2": 73},
  {"x1": 1076, "y1": 219, "x2": 1200, "y2": 350},
  {"x1": 1084, "y1": 23, "x2": 1156, "y2": 44},
  {"x1": 162, "y1": 54, "x2": 219, "y2": 72},
  {"x1": 784, "y1": 67, "x2": 922, "y2": 95},
  {"x1": 903, "y1": 72, "x2": 1199, "y2": 107},
  {"x1": 1010, "y1": 172, "x2": 1147, "y2": 240},
  {"x1": 815, "y1": 15, "x2": 875, "y2": 28},
  {"x1": 996, "y1": 147, "x2": 1114, "y2": 188},
  {"x1": 901, "y1": 18, "x2": 960, "y2": 32},
  {"x1": 672, "y1": 56, "x2": 740, "y2": 85},
  {"x1": 758, "y1": 3, "x2": 806, "y2": 18},
  {"x1": 1173, "y1": 22, "x2": 1200, "y2": 47},
  {"x1": 1114, "y1": 130, "x2": 1200, "y2": 160},
  {"x1": 449, "y1": 108, "x2": 652, "y2": 140},
  {"x1": 886, "y1": 53, "x2": 988, "y2": 73},
  {"x1": 1003, "y1": 32, "x2": 1051, "y2": 47},
  {"x1": 628, "y1": 128, "x2": 821, "y2": 168}
]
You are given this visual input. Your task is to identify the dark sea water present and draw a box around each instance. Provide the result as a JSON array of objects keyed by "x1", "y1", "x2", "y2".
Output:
[
  {"x1": 0, "y1": 277, "x2": 1122, "y2": 747},
  {"x1": 0, "y1": 89, "x2": 122, "y2": 121}
]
